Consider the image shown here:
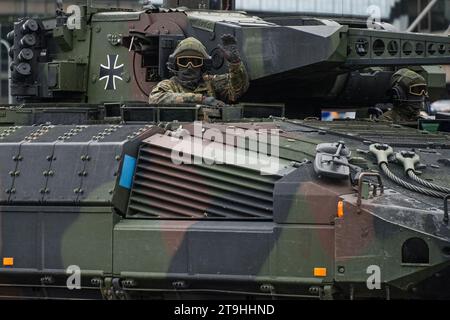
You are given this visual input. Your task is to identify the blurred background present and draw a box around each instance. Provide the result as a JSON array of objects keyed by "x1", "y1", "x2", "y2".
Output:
[{"x1": 1, "y1": 0, "x2": 450, "y2": 103}]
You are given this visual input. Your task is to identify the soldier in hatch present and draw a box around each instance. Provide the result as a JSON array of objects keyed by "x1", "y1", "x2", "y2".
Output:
[
  {"x1": 380, "y1": 68, "x2": 430, "y2": 123},
  {"x1": 149, "y1": 35, "x2": 249, "y2": 107}
]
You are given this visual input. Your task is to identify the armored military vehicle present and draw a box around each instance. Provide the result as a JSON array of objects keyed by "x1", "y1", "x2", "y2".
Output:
[{"x1": 0, "y1": 1, "x2": 449, "y2": 299}]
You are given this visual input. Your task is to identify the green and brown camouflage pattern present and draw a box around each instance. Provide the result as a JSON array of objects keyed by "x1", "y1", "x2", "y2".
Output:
[
  {"x1": 1, "y1": 1, "x2": 450, "y2": 300},
  {"x1": 148, "y1": 62, "x2": 249, "y2": 104},
  {"x1": 5, "y1": 2, "x2": 450, "y2": 115},
  {"x1": 0, "y1": 119, "x2": 449, "y2": 299}
]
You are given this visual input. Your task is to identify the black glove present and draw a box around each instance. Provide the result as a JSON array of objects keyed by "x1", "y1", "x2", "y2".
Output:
[
  {"x1": 368, "y1": 107, "x2": 384, "y2": 119},
  {"x1": 203, "y1": 96, "x2": 226, "y2": 107},
  {"x1": 219, "y1": 34, "x2": 241, "y2": 64}
]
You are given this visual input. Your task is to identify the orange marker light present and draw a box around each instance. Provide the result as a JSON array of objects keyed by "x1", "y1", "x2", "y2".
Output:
[
  {"x1": 314, "y1": 267, "x2": 327, "y2": 277},
  {"x1": 337, "y1": 200, "x2": 344, "y2": 218},
  {"x1": 3, "y1": 257, "x2": 14, "y2": 267}
]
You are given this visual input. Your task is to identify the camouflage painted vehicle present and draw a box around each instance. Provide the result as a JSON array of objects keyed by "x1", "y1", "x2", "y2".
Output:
[{"x1": 0, "y1": 1, "x2": 449, "y2": 299}]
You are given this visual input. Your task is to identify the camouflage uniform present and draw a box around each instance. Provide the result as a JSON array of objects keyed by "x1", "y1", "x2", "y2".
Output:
[
  {"x1": 380, "y1": 68, "x2": 428, "y2": 122},
  {"x1": 149, "y1": 62, "x2": 249, "y2": 104},
  {"x1": 149, "y1": 36, "x2": 249, "y2": 105}
]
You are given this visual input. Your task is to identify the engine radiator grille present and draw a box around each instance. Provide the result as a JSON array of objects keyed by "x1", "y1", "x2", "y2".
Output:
[{"x1": 127, "y1": 135, "x2": 284, "y2": 220}]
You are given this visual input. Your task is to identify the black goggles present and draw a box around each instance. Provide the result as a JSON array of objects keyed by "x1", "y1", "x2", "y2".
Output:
[{"x1": 176, "y1": 56, "x2": 204, "y2": 68}]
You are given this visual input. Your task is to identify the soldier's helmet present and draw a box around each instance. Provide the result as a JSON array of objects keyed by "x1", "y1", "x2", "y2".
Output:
[
  {"x1": 173, "y1": 37, "x2": 210, "y2": 59},
  {"x1": 390, "y1": 68, "x2": 428, "y2": 103}
]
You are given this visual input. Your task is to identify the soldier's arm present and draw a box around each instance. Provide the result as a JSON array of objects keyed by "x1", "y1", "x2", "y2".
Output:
[
  {"x1": 149, "y1": 80, "x2": 204, "y2": 104},
  {"x1": 211, "y1": 61, "x2": 249, "y2": 103}
]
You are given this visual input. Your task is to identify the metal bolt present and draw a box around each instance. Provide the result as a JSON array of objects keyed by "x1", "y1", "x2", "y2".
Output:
[
  {"x1": 43, "y1": 171, "x2": 48, "y2": 177},
  {"x1": 10, "y1": 188, "x2": 16, "y2": 194},
  {"x1": 309, "y1": 286, "x2": 320, "y2": 294},
  {"x1": 260, "y1": 284, "x2": 274, "y2": 293},
  {"x1": 40, "y1": 276, "x2": 54, "y2": 285}
]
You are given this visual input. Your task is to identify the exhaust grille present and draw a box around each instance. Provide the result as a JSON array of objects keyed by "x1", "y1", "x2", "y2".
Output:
[{"x1": 127, "y1": 136, "x2": 282, "y2": 220}]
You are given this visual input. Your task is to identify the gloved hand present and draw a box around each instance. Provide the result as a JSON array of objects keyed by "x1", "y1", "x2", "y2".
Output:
[
  {"x1": 203, "y1": 96, "x2": 226, "y2": 107},
  {"x1": 368, "y1": 107, "x2": 384, "y2": 119},
  {"x1": 219, "y1": 34, "x2": 241, "y2": 64}
]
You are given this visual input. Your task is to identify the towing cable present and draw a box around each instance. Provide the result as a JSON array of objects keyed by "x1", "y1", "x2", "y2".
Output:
[
  {"x1": 370, "y1": 144, "x2": 447, "y2": 198},
  {"x1": 396, "y1": 150, "x2": 450, "y2": 195}
]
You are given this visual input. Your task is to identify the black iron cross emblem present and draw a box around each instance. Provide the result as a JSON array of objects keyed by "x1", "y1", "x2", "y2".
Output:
[{"x1": 99, "y1": 54, "x2": 124, "y2": 90}]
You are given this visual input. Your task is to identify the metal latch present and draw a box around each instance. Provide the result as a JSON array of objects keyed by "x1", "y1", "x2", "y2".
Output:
[{"x1": 356, "y1": 172, "x2": 384, "y2": 213}]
